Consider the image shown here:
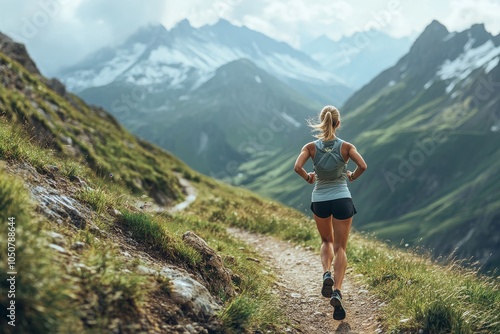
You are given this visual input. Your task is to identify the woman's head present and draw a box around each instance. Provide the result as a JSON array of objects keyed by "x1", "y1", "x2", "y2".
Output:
[{"x1": 308, "y1": 105, "x2": 341, "y2": 140}]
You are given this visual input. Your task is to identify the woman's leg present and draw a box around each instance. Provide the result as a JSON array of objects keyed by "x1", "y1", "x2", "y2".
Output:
[
  {"x1": 313, "y1": 214, "x2": 334, "y2": 273},
  {"x1": 332, "y1": 217, "x2": 353, "y2": 290}
]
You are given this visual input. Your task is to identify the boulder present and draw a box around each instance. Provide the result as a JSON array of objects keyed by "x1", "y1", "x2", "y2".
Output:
[{"x1": 182, "y1": 231, "x2": 236, "y2": 300}]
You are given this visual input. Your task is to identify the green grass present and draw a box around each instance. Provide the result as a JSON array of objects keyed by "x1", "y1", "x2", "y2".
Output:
[
  {"x1": 0, "y1": 169, "x2": 82, "y2": 333},
  {"x1": 72, "y1": 240, "x2": 152, "y2": 331},
  {"x1": 120, "y1": 211, "x2": 202, "y2": 267},
  {"x1": 346, "y1": 234, "x2": 499, "y2": 333}
]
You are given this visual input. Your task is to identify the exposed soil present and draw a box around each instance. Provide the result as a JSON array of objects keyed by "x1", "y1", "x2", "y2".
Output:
[{"x1": 228, "y1": 228, "x2": 384, "y2": 334}]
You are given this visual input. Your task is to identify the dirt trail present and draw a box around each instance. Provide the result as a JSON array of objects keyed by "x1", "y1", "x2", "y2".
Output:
[
  {"x1": 154, "y1": 175, "x2": 383, "y2": 333},
  {"x1": 228, "y1": 228, "x2": 383, "y2": 334}
]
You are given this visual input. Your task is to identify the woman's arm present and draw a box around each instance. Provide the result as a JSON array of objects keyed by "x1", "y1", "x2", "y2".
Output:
[
  {"x1": 346, "y1": 143, "x2": 367, "y2": 182},
  {"x1": 294, "y1": 143, "x2": 316, "y2": 184}
]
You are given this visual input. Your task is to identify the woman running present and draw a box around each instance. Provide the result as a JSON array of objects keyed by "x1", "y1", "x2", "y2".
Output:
[{"x1": 294, "y1": 105, "x2": 367, "y2": 320}]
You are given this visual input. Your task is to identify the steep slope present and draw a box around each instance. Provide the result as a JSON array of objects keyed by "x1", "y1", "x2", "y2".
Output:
[
  {"x1": 0, "y1": 53, "x2": 184, "y2": 206},
  {"x1": 340, "y1": 21, "x2": 500, "y2": 271},
  {"x1": 303, "y1": 32, "x2": 412, "y2": 89},
  {"x1": 59, "y1": 19, "x2": 351, "y2": 106}
]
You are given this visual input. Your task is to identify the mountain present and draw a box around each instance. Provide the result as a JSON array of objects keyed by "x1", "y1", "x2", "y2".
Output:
[
  {"x1": 126, "y1": 58, "x2": 321, "y2": 178},
  {"x1": 303, "y1": 31, "x2": 412, "y2": 89},
  {"x1": 0, "y1": 32, "x2": 41, "y2": 75},
  {"x1": 59, "y1": 19, "x2": 352, "y2": 105},
  {"x1": 340, "y1": 20, "x2": 500, "y2": 270},
  {"x1": 239, "y1": 20, "x2": 500, "y2": 271}
]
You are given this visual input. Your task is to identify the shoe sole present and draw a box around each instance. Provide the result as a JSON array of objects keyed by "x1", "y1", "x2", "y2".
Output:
[
  {"x1": 321, "y1": 277, "x2": 334, "y2": 298},
  {"x1": 330, "y1": 297, "x2": 346, "y2": 320}
]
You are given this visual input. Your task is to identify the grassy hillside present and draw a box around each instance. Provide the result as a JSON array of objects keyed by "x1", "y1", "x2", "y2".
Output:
[{"x1": 0, "y1": 42, "x2": 499, "y2": 334}]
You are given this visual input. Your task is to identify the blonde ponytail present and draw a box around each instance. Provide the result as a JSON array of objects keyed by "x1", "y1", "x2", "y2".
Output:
[{"x1": 308, "y1": 106, "x2": 340, "y2": 140}]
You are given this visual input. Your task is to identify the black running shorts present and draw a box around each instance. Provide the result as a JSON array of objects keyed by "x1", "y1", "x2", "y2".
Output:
[{"x1": 310, "y1": 198, "x2": 357, "y2": 219}]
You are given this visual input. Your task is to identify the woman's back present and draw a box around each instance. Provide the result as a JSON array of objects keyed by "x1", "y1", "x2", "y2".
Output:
[{"x1": 311, "y1": 138, "x2": 351, "y2": 202}]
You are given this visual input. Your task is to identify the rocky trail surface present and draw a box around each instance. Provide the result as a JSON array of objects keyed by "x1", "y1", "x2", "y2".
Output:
[{"x1": 228, "y1": 228, "x2": 383, "y2": 334}]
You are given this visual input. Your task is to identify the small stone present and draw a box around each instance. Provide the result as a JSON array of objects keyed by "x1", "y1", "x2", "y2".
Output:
[
  {"x1": 46, "y1": 231, "x2": 66, "y2": 246},
  {"x1": 71, "y1": 175, "x2": 87, "y2": 186},
  {"x1": 47, "y1": 165, "x2": 60, "y2": 172},
  {"x1": 359, "y1": 289, "x2": 369, "y2": 294},
  {"x1": 89, "y1": 225, "x2": 102, "y2": 235},
  {"x1": 185, "y1": 324, "x2": 196, "y2": 334},
  {"x1": 419, "y1": 330, "x2": 424, "y2": 334},
  {"x1": 49, "y1": 243, "x2": 68, "y2": 254},
  {"x1": 313, "y1": 311, "x2": 325, "y2": 317},
  {"x1": 290, "y1": 293, "x2": 302, "y2": 298},
  {"x1": 238, "y1": 247, "x2": 245, "y2": 250},
  {"x1": 400, "y1": 318, "x2": 411, "y2": 323},
  {"x1": 246, "y1": 257, "x2": 260, "y2": 263},
  {"x1": 70, "y1": 241, "x2": 86, "y2": 251},
  {"x1": 61, "y1": 136, "x2": 73, "y2": 145},
  {"x1": 109, "y1": 208, "x2": 122, "y2": 217}
]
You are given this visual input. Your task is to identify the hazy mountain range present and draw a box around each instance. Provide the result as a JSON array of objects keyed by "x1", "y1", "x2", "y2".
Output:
[{"x1": 302, "y1": 31, "x2": 412, "y2": 89}]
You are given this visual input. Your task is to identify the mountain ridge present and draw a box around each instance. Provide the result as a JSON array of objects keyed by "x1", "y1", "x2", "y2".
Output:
[{"x1": 59, "y1": 19, "x2": 349, "y2": 100}]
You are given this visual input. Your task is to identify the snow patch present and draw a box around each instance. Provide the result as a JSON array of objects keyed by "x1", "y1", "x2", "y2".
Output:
[
  {"x1": 388, "y1": 80, "x2": 396, "y2": 87},
  {"x1": 443, "y1": 32, "x2": 456, "y2": 42},
  {"x1": 485, "y1": 56, "x2": 499, "y2": 73},
  {"x1": 63, "y1": 43, "x2": 146, "y2": 92},
  {"x1": 424, "y1": 80, "x2": 433, "y2": 90},
  {"x1": 438, "y1": 39, "x2": 500, "y2": 94},
  {"x1": 255, "y1": 75, "x2": 262, "y2": 84}
]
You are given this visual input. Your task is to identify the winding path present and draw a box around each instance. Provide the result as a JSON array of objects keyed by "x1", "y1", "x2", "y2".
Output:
[{"x1": 228, "y1": 228, "x2": 383, "y2": 334}]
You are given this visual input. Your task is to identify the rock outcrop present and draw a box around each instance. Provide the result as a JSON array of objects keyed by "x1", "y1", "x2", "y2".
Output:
[{"x1": 182, "y1": 231, "x2": 236, "y2": 300}]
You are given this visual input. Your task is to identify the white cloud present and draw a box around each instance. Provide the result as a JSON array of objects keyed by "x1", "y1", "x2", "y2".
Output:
[
  {"x1": 444, "y1": 0, "x2": 500, "y2": 35},
  {"x1": 1, "y1": 0, "x2": 499, "y2": 75}
]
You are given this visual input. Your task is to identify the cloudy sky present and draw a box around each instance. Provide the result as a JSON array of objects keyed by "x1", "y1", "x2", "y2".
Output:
[{"x1": 1, "y1": 0, "x2": 499, "y2": 76}]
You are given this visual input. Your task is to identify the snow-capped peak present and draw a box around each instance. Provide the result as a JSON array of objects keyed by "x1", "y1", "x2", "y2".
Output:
[
  {"x1": 438, "y1": 36, "x2": 500, "y2": 93},
  {"x1": 59, "y1": 20, "x2": 341, "y2": 93}
]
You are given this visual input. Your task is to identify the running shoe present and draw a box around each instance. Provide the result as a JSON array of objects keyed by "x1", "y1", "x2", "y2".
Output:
[
  {"x1": 330, "y1": 289, "x2": 346, "y2": 320},
  {"x1": 321, "y1": 271, "x2": 334, "y2": 298}
]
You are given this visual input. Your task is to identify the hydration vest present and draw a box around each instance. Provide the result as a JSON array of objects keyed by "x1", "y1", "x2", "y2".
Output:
[{"x1": 313, "y1": 138, "x2": 347, "y2": 180}]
